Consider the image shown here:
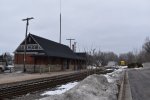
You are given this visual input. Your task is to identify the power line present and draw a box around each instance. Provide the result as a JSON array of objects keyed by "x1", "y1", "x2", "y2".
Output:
[{"x1": 66, "y1": 38, "x2": 75, "y2": 49}]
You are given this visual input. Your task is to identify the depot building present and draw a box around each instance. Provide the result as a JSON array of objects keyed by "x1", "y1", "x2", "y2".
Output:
[{"x1": 14, "y1": 34, "x2": 86, "y2": 73}]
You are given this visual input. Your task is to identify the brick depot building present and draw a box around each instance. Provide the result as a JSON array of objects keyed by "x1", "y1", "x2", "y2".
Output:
[{"x1": 14, "y1": 34, "x2": 86, "y2": 72}]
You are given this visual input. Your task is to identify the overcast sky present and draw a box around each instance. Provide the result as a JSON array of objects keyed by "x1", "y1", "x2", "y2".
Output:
[{"x1": 0, "y1": 0, "x2": 150, "y2": 54}]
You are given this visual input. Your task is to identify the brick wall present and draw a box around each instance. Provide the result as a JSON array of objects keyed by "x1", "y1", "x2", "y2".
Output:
[
  {"x1": 15, "y1": 54, "x2": 34, "y2": 64},
  {"x1": 14, "y1": 54, "x2": 86, "y2": 73}
]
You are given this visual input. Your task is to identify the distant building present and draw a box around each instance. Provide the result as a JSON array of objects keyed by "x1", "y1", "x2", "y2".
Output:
[
  {"x1": 120, "y1": 61, "x2": 126, "y2": 66},
  {"x1": 107, "y1": 61, "x2": 117, "y2": 67},
  {"x1": 14, "y1": 34, "x2": 86, "y2": 72},
  {"x1": 142, "y1": 62, "x2": 150, "y2": 68}
]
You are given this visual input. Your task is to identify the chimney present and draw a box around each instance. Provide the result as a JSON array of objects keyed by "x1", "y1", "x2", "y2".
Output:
[{"x1": 72, "y1": 44, "x2": 75, "y2": 52}]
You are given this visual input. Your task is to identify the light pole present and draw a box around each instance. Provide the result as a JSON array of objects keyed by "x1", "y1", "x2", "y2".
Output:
[
  {"x1": 22, "y1": 17, "x2": 34, "y2": 72},
  {"x1": 59, "y1": 0, "x2": 62, "y2": 44}
]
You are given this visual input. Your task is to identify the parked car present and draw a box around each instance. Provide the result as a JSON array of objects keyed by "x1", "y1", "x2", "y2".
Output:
[{"x1": 0, "y1": 52, "x2": 14, "y2": 73}]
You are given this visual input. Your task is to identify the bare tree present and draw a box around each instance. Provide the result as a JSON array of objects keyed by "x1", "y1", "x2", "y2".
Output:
[
  {"x1": 86, "y1": 49, "x2": 119, "y2": 67},
  {"x1": 119, "y1": 52, "x2": 136, "y2": 64},
  {"x1": 143, "y1": 37, "x2": 150, "y2": 53},
  {"x1": 86, "y1": 48, "x2": 96, "y2": 66},
  {"x1": 93, "y1": 51, "x2": 106, "y2": 66},
  {"x1": 137, "y1": 50, "x2": 150, "y2": 63}
]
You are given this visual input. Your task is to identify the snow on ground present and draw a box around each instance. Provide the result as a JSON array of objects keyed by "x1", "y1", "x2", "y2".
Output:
[
  {"x1": 7, "y1": 65, "x2": 14, "y2": 68},
  {"x1": 40, "y1": 66, "x2": 126, "y2": 100},
  {"x1": 87, "y1": 65, "x2": 97, "y2": 69},
  {"x1": 41, "y1": 82, "x2": 78, "y2": 96},
  {"x1": 134, "y1": 67, "x2": 143, "y2": 70},
  {"x1": 15, "y1": 71, "x2": 23, "y2": 73},
  {"x1": 118, "y1": 66, "x2": 127, "y2": 69},
  {"x1": 104, "y1": 66, "x2": 126, "y2": 83},
  {"x1": 40, "y1": 75, "x2": 119, "y2": 100},
  {"x1": 106, "y1": 69, "x2": 113, "y2": 71}
]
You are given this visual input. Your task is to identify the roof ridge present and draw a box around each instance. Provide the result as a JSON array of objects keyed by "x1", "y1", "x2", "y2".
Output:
[
  {"x1": 15, "y1": 33, "x2": 84, "y2": 60},
  {"x1": 29, "y1": 33, "x2": 69, "y2": 48}
]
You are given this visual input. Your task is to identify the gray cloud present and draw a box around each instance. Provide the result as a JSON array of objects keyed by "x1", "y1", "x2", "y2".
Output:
[{"x1": 0, "y1": 0, "x2": 150, "y2": 54}]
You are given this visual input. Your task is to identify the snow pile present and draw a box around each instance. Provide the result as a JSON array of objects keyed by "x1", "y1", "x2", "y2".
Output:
[
  {"x1": 118, "y1": 66, "x2": 127, "y2": 69},
  {"x1": 41, "y1": 82, "x2": 78, "y2": 96},
  {"x1": 87, "y1": 65, "x2": 97, "y2": 69},
  {"x1": 41, "y1": 74, "x2": 118, "y2": 100},
  {"x1": 104, "y1": 67, "x2": 125, "y2": 84},
  {"x1": 134, "y1": 67, "x2": 143, "y2": 70},
  {"x1": 7, "y1": 65, "x2": 14, "y2": 68},
  {"x1": 12, "y1": 71, "x2": 23, "y2": 74},
  {"x1": 106, "y1": 69, "x2": 113, "y2": 71}
]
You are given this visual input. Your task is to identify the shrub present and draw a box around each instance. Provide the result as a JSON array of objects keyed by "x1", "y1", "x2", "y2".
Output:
[{"x1": 127, "y1": 62, "x2": 143, "y2": 68}]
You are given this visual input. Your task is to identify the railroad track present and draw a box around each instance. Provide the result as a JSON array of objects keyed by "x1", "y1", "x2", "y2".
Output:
[{"x1": 0, "y1": 69, "x2": 112, "y2": 99}]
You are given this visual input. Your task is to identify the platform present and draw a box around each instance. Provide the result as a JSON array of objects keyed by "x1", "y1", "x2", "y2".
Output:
[{"x1": 0, "y1": 70, "x2": 84, "y2": 85}]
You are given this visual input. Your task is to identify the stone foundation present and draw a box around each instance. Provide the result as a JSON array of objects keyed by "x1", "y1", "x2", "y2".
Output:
[
  {"x1": 14, "y1": 63, "x2": 86, "y2": 73},
  {"x1": 14, "y1": 64, "x2": 62, "y2": 73}
]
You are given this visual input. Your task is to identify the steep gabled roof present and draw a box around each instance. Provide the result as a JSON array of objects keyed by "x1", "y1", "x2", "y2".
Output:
[{"x1": 30, "y1": 34, "x2": 78, "y2": 59}]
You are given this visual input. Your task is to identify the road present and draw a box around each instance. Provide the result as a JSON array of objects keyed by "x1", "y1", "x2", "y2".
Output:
[{"x1": 128, "y1": 68, "x2": 150, "y2": 100}]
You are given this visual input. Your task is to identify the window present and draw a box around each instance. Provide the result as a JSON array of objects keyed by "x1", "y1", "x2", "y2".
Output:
[
  {"x1": 27, "y1": 45, "x2": 32, "y2": 50},
  {"x1": 18, "y1": 44, "x2": 43, "y2": 50}
]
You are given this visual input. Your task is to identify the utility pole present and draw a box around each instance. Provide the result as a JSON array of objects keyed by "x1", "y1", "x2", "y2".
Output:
[
  {"x1": 59, "y1": 0, "x2": 62, "y2": 44},
  {"x1": 66, "y1": 38, "x2": 75, "y2": 49},
  {"x1": 22, "y1": 17, "x2": 34, "y2": 72}
]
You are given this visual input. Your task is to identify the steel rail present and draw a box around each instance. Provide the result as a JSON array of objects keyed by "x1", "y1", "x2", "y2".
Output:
[{"x1": 0, "y1": 69, "x2": 112, "y2": 99}]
